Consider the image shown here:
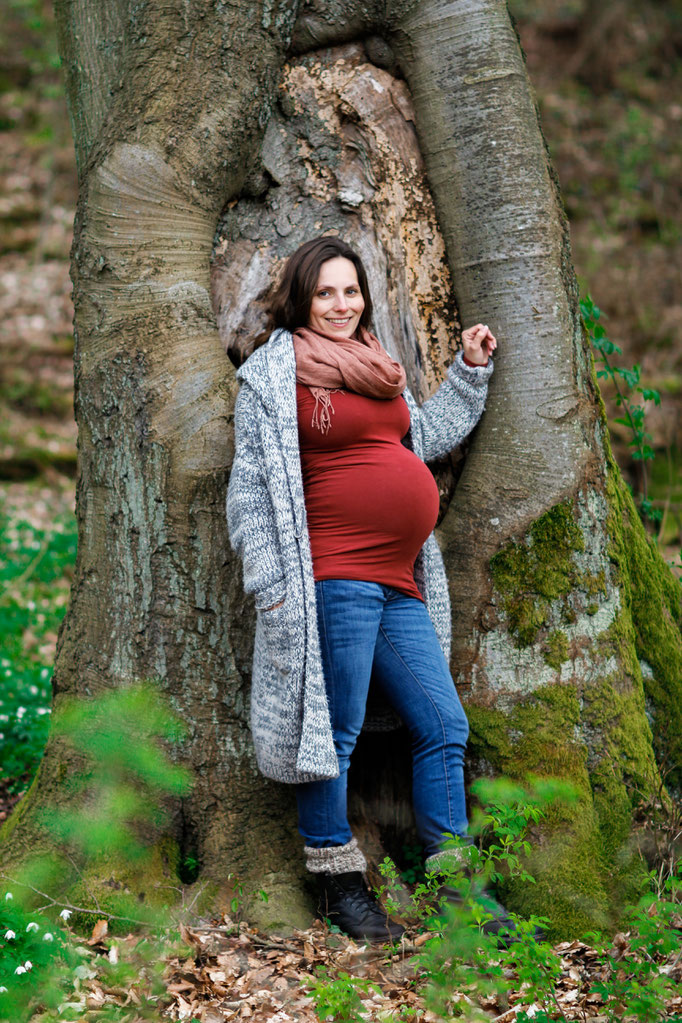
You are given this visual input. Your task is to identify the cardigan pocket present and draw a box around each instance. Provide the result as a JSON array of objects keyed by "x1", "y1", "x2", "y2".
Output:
[{"x1": 259, "y1": 602, "x2": 295, "y2": 674}]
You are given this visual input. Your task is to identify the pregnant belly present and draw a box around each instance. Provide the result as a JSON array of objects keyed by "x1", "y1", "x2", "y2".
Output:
[{"x1": 303, "y1": 444, "x2": 440, "y2": 593}]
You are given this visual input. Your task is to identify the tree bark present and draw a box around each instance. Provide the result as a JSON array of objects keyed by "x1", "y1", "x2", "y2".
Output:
[{"x1": 1, "y1": 0, "x2": 680, "y2": 939}]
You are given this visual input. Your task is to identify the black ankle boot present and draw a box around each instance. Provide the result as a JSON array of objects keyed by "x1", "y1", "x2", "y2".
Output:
[
  {"x1": 436, "y1": 881, "x2": 543, "y2": 948},
  {"x1": 318, "y1": 871, "x2": 405, "y2": 943}
]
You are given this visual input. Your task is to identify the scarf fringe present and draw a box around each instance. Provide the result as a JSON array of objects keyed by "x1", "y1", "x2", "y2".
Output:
[{"x1": 310, "y1": 387, "x2": 338, "y2": 434}]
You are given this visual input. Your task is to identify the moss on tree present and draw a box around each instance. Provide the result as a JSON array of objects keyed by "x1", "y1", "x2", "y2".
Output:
[
  {"x1": 467, "y1": 674, "x2": 655, "y2": 939},
  {"x1": 605, "y1": 464, "x2": 682, "y2": 790},
  {"x1": 471, "y1": 468, "x2": 681, "y2": 939},
  {"x1": 489, "y1": 500, "x2": 585, "y2": 647}
]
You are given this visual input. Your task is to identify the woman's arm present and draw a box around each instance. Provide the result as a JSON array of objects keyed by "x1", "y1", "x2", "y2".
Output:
[
  {"x1": 408, "y1": 324, "x2": 496, "y2": 462},
  {"x1": 226, "y1": 385, "x2": 287, "y2": 610}
]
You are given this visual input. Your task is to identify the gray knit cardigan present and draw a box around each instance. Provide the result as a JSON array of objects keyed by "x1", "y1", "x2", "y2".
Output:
[{"x1": 226, "y1": 328, "x2": 493, "y2": 784}]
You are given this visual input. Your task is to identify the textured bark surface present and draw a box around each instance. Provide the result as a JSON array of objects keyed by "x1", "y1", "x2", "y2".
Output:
[{"x1": 1, "y1": 0, "x2": 680, "y2": 938}]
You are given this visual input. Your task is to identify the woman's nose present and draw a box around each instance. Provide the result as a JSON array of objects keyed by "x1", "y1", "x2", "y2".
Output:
[{"x1": 334, "y1": 293, "x2": 349, "y2": 311}]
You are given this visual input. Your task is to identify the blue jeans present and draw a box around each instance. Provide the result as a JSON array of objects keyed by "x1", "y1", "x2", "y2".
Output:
[{"x1": 296, "y1": 579, "x2": 470, "y2": 859}]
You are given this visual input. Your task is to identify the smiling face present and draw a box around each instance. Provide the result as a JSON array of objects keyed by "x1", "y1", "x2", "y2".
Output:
[{"x1": 307, "y1": 257, "x2": 366, "y2": 339}]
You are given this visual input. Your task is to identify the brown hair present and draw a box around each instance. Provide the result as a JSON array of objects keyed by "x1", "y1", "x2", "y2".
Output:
[{"x1": 227, "y1": 237, "x2": 373, "y2": 367}]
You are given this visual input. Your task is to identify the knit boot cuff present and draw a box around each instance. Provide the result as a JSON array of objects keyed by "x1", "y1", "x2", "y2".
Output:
[
  {"x1": 424, "y1": 845, "x2": 472, "y2": 876},
  {"x1": 304, "y1": 837, "x2": 367, "y2": 875}
]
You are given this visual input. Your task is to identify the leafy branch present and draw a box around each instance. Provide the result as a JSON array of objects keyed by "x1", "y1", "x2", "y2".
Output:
[{"x1": 581, "y1": 294, "x2": 662, "y2": 524}]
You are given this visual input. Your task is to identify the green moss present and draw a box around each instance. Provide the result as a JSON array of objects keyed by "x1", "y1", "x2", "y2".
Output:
[
  {"x1": 490, "y1": 500, "x2": 586, "y2": 648},
  {"x1": 471, "y1": 416, "x2": 681, "y2": 938},
  {"x1": 467, "y1": 677, "x2": 652, "y2": 940},
  {"x1": 579, "y1": 569, "x2": 607, "y2": 597},
  {"x1": 604, "y1": 465, "x2": 682, "y2": 788},
  {"x1": 62, "y1": 839, "x2": 184, "y2": 935},
  {"x1": 544, "y1": 629, "x2": 570, "y2": 669},
  {"x1": 581, "y1": 670, "x2": 659, "y2": 908}
]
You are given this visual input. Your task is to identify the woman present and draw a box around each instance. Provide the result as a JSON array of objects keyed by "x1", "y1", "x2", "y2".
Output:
[{"x1": 226, "y1": 236, "x2": 500, "y2": 942}]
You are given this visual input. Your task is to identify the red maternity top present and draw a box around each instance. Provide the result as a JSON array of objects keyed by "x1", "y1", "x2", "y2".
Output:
[{"x1": 296, "y1": 383, "x2": 440, "y2": 601}]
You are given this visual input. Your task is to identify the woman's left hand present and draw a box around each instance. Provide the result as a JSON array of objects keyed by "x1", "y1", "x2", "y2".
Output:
[{"x1": 461, "y1": 323, "x2": 497, "y2": 365}]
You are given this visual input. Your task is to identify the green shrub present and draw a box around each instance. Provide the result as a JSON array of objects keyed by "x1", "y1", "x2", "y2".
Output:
[{"x1": 0, "y1": 500, "x2": 77, "y2": 788}]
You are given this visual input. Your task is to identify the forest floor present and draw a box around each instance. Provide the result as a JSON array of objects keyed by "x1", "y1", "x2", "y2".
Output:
[
  {"x1": 1, "y1": 0, "x2": 682, "y2": 1019},
  {"x1": 14, "y1": 907, "x2": 682, "y2": 1022}
]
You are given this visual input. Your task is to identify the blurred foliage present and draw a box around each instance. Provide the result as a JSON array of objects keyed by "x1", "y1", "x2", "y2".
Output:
[
  {"x1": 43, "y1": 682, "x2": 193, "y2": 875},
  {"x1": 0, "y1": 0, "x2": 61, "y2": 95},
  {"x1": 0, "y1": 494, "x2": 76, "y2": 788},
  {"x1": 0, "y1": 680, "x2": 194, "y2": 1021},
  {"x1": 0, "y1": 368, "x2": 72, "y2": 418}
]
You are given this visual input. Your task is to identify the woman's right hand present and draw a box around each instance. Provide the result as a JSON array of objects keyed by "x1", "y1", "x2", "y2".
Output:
[
  {"x1": 462, "y1": 323, "x2": 496, "y2": 364},
  {"x1": 265, "y1": 600, "x2": 285, "y2": 611}
]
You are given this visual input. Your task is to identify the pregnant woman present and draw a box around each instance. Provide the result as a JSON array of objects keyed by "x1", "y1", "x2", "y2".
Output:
[{"x1": 227, "y1": 236, "x2": 502, "y2": 942}]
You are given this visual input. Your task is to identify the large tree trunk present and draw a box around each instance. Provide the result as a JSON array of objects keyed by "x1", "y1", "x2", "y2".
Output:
[{"x1": 2, "y1": 0, "x2": 680, "y2": 939}]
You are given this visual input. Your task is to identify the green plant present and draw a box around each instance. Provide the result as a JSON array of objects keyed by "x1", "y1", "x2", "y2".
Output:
[
  {"x1": 0, "y1": 680, "x2": 195, "y2": 1021},
  {"x1": 226, "y1": 873, "x2": 269, "y2": 929},
  {"x1": 399, "y1": 842, "x2": 425, "y2": 885},
  {"x1": 414, "y1": 779, "x2": 572, "y2": 1021},
  {"x1": 591, "y1": 865, "x2": 682, "y2": 1023},
  {"x1": 39, "y1": 681, "x2": 192, "y2": 886},
  {"x1": 0, "y1": 497, "x2": 77, "y2": 789},
  {"x1": 305, "y1": 966, "x2": 380, "y2": 1023},
  {"x1": 375, "y1": 855, "x2": 416, "y2": 922},
  {"x1": 581, "y1": 293, "x2": 662, "y2": 524}
]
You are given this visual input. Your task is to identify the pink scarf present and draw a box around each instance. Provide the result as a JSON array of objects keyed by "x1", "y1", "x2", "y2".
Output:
[{"x1": 293, "y1": 325, "x2": 407, "y2": 433}]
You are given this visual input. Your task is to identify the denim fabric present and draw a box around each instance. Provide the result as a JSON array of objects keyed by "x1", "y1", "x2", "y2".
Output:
[{"x1": 296, "y1": 579, "x2": 470, "y2": 858}]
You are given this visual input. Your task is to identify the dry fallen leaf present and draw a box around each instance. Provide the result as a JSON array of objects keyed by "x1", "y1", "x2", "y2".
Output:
[
  {"x1": 88, "y1": 918, "x2": 109, "y2": 945},
  {"x1": 180, "y1": 923, "x2": 205, "y2": 947}
]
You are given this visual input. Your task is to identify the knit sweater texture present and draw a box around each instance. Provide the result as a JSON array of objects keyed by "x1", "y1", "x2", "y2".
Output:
[{"x1": 226, "y1": 328, "x2": 493, "y2": 784}]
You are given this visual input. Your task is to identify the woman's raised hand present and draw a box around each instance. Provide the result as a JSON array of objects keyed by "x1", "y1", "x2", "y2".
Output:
[{"x1": 461, "y1": 323, "x2": 497, "y2": 365}]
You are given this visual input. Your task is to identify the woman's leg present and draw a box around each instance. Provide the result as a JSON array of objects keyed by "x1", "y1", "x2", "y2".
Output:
[
  {"x1": 295, "y1": 579, "x2": 385, "y2": 856},
  {"x1": 296, "y1": 579, "x2": 405, "y2": 941},
  {"x1": 371, "y1": 587, "x2": 470, "y2": 859}
]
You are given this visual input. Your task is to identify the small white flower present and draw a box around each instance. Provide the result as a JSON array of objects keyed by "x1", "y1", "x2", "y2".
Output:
[
  {"x1": 16, "y1": 706, "x2": 26, "y2": 720},
  {"x1": 14, "y1": 966, "x2": 26, "y2": 975},
  {"x1": 4, "y1": 892, "x2": 12, "y2": 900},
  {"x1": 4, "y1": 929, "x2": 16, "y2": 940},
  {"x1": 59, "y1": 908, "x2": 72, "y2": 921},
  {"x1": 29, "y1": 685, "x2": 38, "y2": 695},
  {"x1": 24, "y1": 961, "x2": 32, "y2": 970},
  {"x1": 43, "y1": 932, "x2": 54, "y2": 942},
  {"x1": 37, "y1": 707, "x2": 51, "y2": 715},
  {"x1": 26, "y1": 921, "x2": 39, "y2": 932},
  {"x1": 0, "y1": 985, "x2": 7, "y2": 992}
]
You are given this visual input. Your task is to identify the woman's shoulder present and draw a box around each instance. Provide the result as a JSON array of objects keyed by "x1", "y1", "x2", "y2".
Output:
[{"x1": 237, "y1": 327, "x2": 292, "y2": 378}]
